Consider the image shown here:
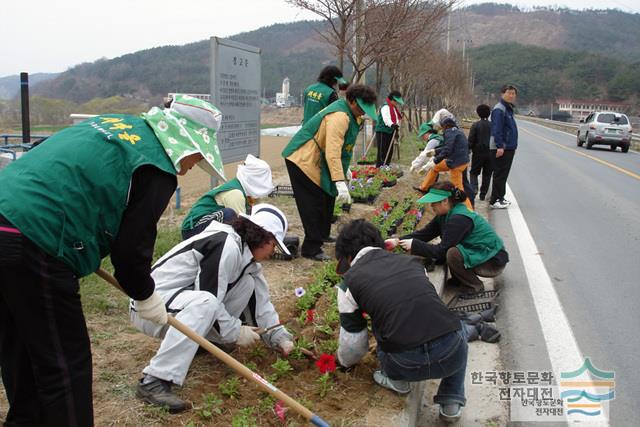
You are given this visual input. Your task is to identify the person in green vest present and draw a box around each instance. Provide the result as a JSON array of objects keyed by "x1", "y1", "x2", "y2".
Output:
[
  {"x1": 181, "y1": 154, "x2": 273, "y2": 240},
  {"x1": 386, "y1": 181, "x2": 509, "y2": 294},
  {"x1": 0, "y1": 94, "x2": 225, "y2": 426},
  {"x1": 282, "y1": 84, "x2": 377, "y2": 261},
  {"x1": 302, "y1": 65, "x2": 348, "y2": 125},
  {"x1": 409, "y1": 121, "x2": 445, "y2": 173},
  {"x1": 374, "y1": 90, "x2": 404, "y2": 167}
]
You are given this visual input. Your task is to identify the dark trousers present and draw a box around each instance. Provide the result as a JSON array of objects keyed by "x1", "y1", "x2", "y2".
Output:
[
  {"x1": 285, "y1": 160, "x2": 327, "y2": 257},
  {"x1": 446, "y1": 247, "x2": 505, "y2": 292},
  {"x1": 489, "y1": 149, "x2": 516, "y2": 204},
  {"x1": 376, "y1": 131, "x2": 394, "y2": 167},
  {"x1": 470, "y1": 150, "x2": 493, "y2": 199},
  {"x1": 322, "y1": 196, "x2": 336, "y2": 239},
  {"x1": 0, "y1": 217, "x2": 93, "y2": 427},
  {"x1": 462, "y1": 168, "x2": 475, "y2": 209},
  {"x1": 377, "y1": 327, "x2": 468, "y2": 405}
]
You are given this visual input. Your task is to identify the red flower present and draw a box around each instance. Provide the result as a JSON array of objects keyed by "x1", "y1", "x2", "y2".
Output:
[
  {"x1": 408, "y1": 209, "x2": 419, "y2": 215},
  {"x1": 315, "y1": 353, "x2": 337, "y2": 374},
  {"x1": 306, "y1": 309, "x2": 315, "y2": 324},
  {"x1": 351, "y1": 170, "x2": 358, "y2": 179},
  {"x1": 383, "y1": 202, "x2": 392, "y2": 211},
  {"x1": 274, "y1": 400, "x2": 287, "y2": 423}
]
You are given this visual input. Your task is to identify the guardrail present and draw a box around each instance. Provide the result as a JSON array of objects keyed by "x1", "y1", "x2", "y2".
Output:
[
  {"x1": 517, "y1": 115, "x2": 639, "y2": 150},
  {"x1": 1, "y1": 134, "x2": 49, "y2": 145}
]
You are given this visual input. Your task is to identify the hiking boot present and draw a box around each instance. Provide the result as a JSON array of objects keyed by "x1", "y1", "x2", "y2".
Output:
[
  {"x1": 477, "y1": 322, "x2": 501, "y2": 343},
  {"x1": 136, "y1": 377, "x2": 189, "y2": 413},
  {"x1": 439, "y1": 403, "x2": 462, "y2": 423},
  {"x1": 373, "y1": 370, "x2": 410, "y2": 394},
  {"x1": 446, "y1": 278, "x2": 483, "y2": 295},
  {"x1": 479, "y1": 194, "x2": 486, "y2": 201}
]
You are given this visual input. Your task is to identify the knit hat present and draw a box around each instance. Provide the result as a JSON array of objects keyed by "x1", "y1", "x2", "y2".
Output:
[{"x1": 236, "y1": 154, "x2": 273, "y2": 198}]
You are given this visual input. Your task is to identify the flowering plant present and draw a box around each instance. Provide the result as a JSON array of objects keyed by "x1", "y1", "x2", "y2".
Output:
[{"x1": 315, "y1": 353, "x2": 337, "y2": 374}]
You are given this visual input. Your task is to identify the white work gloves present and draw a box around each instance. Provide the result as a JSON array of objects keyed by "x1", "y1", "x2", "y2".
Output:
[
  {"x1": 135, "y1": 292, "x2": 168, "y2": 325},
  {"x1": 420, "y1": 158, "x2": 436, "y2": 174},
  {"x1": 399, "y1": 239, "x2": 413, "y2": 252},
  {"x1": 425, "y1": 149, "x2": 436, "y2": 158},
  {"x1": 262, "y1": 325, "x2": 294, "y2": 355},
  {"x1": 237, "y1": 325, "x2": 261, "y2": 347},
  {"x1": 335, "y1": 181, "x2": 352, "y2": 205}
]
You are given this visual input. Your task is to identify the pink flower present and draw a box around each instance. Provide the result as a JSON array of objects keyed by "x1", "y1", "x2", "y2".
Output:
[{"x1": 274, "y1": 400, "x2": 287, "y2": 423}]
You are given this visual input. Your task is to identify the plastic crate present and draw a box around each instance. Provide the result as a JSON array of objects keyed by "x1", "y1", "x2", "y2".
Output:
[
  {"x1": 447, "y1": 290, "x2": 499, "y2": 313},
  {"x1": 269, "y1": 185, "x2": 294, "y2": 198},
  {"x1": 448, "y1": 301, "x2": 494, "y2": 313}
]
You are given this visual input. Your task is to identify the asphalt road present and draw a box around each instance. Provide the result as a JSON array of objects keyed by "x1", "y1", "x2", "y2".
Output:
[{"x1": 490, "y1": 119, "x2": 640, "y2": 425}]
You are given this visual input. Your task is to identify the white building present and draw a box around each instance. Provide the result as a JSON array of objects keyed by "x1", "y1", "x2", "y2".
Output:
[
  {"x1": 556, "y1": 98, "x2": 630, "y2": 121},
  {"x1": 275, "y1": 77, "x2": 292, "y2": 108}
]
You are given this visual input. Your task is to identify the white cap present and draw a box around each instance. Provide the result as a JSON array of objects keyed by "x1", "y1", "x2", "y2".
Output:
[
  {"x1": 242, "y1": 203, "x2": 290, "y2": 255},
  {"x1": 236, "y1": 154, "x2": 274, "y2": 198}
]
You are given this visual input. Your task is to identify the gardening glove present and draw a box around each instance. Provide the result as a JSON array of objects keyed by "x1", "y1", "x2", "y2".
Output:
[
  {"x1": 237, "y1": 326, "x2": 261, "y2": 347},
  {"x1": 262, "y1": 325, "x2": 294, "y2": 353},
  {"x1": 384, "y1": 238, "x2": 399, "y2": 250},
  {"x1": 420, "y1": 158, "x2": 436, "y2": 174},
  {"x1": 399, "y1": 239, "x2": 413, "y2": 252},
  {"x1": 335, "y1": 181, "x2": 352, "y2": 205},
  {"x1": 425, "y1": 149, "x2": 436, "y2": 158},
  {"x1": 135, "y1": 292, "x2": 168, "y2": 325}
]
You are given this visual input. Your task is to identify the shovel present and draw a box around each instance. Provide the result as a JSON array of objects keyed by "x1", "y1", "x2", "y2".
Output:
[{"x1": 95, "y1": 268, "x2": 330, "y2": 427}]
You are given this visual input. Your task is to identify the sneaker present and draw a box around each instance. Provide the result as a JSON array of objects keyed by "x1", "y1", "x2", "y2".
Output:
[
  {"x1": 478, "y1": 194, "x2": 486, "y2": 201},
  {"x1": 500, "y1": 198, "x2": 512, "y2": 206},
  {"x1": 439, "y1": 403, "x2": 463, "y2": 423},
  {"x1": 490, "y1": 200, "x2": 509, "y2": 209},
  {"x1": 373, "y1": 370, "x2": 410, "y2": 394},
  {"x1": 136, "y1": 377, "x2": 189, "y2": 413},
  {"x1": 302, "y1": 251, "x2": 332, "y2": 262}
]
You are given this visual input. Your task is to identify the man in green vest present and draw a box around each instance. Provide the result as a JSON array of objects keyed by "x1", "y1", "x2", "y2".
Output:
[
  {"x1": 0, "y1": 94, "x2": 225, "y2": 426},
  {"x1": 375, "y1": 90, "x2": 404, "y2": 167},
  {"x1": 282, "y1": 84, "x2": 377, "y2": 261},
  {"x1": 302, "y1": 65, "x2": 348, "y2": 125},
  {"x1": 181, "y1": 154, "x2": 273, "y2": 240}
]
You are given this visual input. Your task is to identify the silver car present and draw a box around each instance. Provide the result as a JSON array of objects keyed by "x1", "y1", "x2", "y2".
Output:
[{"x1": 577, "y1": 111, "x2": 632, "y2": 152}]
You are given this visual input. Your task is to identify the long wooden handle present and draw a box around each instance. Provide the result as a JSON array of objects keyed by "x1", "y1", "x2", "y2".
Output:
[{"x1": 95, "y1": 268, "x2": 330, "y2": 427}]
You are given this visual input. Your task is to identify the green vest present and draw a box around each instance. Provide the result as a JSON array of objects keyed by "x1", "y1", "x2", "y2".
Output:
[
  {"x1": 375, "y1": 102, "x2": 395, "y2": 134},
  {"x1": 428, "y1": 133, "x2": 444, "y2": 148},
  {"x1": 282, "y1": 99, "x2": 361, "y2": 196},
  {"x1": 0, "y1": 114, "x2": 175, "y2": 277},
  {"x1": 302, "y1": 82, "x2": 336, "y2": 124},
  {"x1": 182, "y1": 178, "x2": 247, "y2": 231},
  {"x1": 439, "y1": 203, "x2": 505, "y2": 268}
]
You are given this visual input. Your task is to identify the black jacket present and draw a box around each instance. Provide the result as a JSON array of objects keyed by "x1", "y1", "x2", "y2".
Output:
[
  {"x1": 343, "y1": 249, "x2": 460, "y2": 353},
  {"x1": 468, "y1": 119, "x2": 491, "y2": 155}
]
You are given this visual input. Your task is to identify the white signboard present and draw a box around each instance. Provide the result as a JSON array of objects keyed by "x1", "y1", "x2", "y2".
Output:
[{"x1": 210, "y1": 37, "x2": 261, "y2": 163}]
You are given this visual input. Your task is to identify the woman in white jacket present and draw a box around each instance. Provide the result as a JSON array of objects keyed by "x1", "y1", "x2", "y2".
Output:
[{"x1": 130, "y1": 204, "x2": 294, "y2": 412}]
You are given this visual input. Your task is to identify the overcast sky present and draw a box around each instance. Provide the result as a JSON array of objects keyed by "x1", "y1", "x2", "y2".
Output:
[{"x1": 1, "y1": 0, "x2": 637, "y2": 77}]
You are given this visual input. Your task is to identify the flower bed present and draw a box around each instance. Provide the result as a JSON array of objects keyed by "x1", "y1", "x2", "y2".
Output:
[
  {"x1": 370, "y1": 197, "x2": 422, "y2": 239},
  {"x1": 349, "y1": 177, "x2": 382, "y2": 204}
]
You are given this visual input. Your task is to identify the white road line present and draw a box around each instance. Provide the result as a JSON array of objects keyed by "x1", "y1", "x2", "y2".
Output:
[{"x1": 505, "y1": 184, "x2": 610, "y2": 425}]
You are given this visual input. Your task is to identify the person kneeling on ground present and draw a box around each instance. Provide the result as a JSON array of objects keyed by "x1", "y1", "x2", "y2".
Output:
[
  {"x1": 387, "y1": 181, "x2": 509, "y2": 295},
  {"x1": 131, "y1": 204, "x2": 294, "y2": 412},
  {"x1": 181, "y1": 154, "x2": 274, "y2": 240},
  {"x1": 334, "y1": 219, "x2": 468, "y2": 423}
]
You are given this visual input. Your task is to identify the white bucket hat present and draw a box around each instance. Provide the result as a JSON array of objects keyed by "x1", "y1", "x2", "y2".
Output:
[
  {"x1": 236, "y1": 154, "x2": 273, "y2": 198},
  {"x1": 242, "y1": 203, "x2": 290, "y2": 255}
]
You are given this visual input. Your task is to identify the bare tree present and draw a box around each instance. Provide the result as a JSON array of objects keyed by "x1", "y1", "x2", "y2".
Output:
[{"x1": 285, "y1": 0, "x2": 358, "y2": 70}]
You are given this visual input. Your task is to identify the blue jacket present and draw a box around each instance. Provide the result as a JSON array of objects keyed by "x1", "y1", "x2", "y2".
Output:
[
  {"x1": 434, "y1": 127, "x2": 470, "y2": 169},
  {"x1": 490, "y1": 99, "x2": 518, "y2": 150}
]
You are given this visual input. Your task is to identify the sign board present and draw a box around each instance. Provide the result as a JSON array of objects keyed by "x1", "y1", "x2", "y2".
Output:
[{"x1": 210, "y1": 37, "x2": 261, "y2": 163}]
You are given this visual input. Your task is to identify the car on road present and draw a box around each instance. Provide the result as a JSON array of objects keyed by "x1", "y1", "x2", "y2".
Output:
[{"x1": 577, "y1": 111, "x2": 632, "y2": 152}]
